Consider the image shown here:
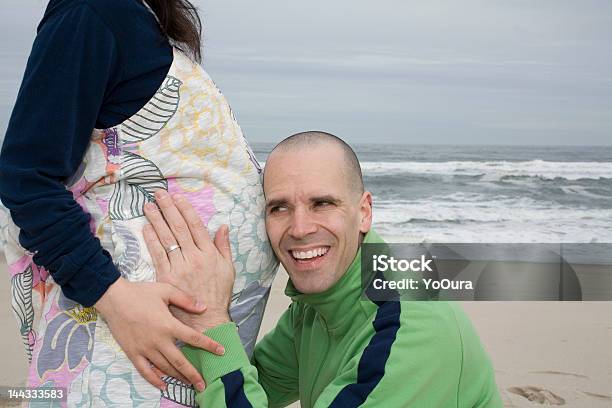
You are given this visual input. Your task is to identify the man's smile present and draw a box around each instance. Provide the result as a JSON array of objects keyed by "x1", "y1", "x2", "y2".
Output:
[{"x1": 288, "y1": 246, "x2": 332, "y2": 269}]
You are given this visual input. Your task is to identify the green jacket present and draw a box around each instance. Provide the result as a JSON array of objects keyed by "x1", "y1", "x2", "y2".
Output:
[{"x1": 183, "y1": 230, "x2": 502, "y2": 407}]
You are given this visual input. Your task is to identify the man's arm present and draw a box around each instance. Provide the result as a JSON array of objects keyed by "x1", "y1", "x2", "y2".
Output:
[
  {"x1": 183, "y1": 323, "x2": 269, "y2": 407},
  {"x1": 182, "y1": 305, "x2": 300, "y2": 408}
]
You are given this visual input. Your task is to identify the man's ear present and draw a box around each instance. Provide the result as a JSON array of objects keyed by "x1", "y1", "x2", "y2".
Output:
[{"x1": 358, "y1": 191, "x2": 373, "y2": 234}]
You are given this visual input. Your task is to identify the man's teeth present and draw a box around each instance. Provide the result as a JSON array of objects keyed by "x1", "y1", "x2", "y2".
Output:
[{"x1": 291, "y1": 247, "x2": 329, "y2": 260}]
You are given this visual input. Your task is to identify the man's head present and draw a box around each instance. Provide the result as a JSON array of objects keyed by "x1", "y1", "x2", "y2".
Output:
[{"x1": 263, "y1": 131, "x2": 372, "y2": 294}]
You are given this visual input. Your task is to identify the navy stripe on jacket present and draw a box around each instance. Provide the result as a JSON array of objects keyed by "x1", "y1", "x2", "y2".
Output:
[
  {"x1": 329, "y1": 301, "x2": 402, "y2": 407},
  {"x1": 220, "y1": 370, "x2": 253, "y2": 408}
]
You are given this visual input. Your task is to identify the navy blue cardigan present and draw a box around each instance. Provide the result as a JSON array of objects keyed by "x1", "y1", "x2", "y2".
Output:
[{"x1": 0, "y1": 0, "x2": 173, "y2": 306}]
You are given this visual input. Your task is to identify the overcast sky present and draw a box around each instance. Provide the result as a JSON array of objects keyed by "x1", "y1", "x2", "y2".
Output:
[{"x1": 1, "y1": 0, "x2": 611, "y2": 145}]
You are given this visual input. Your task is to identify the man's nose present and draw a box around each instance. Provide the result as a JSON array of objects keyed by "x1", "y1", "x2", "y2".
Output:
[{"x1": 288, "y1": 207, "x2": 317, "y2": 239}]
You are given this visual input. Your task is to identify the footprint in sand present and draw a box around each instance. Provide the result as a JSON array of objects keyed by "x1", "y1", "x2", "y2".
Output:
[
  {"x1": 508, "y1": 386, "x2": 565, "y2": 405},
  {"x1": 580, "y1": 391, "x2": 612, "y2": 401},
  {"x1": 529, "y1": 370, "x2": 589, "y2": 379}
]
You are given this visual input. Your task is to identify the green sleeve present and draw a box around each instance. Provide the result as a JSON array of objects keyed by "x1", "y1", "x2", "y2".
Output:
[
  {"x1": 181, "y1": 306, "x2": 299, "y2": 408},
  {"x1": 310, "y1": 302, "x2": 502, "y2": 408},
  {"x1": 182, "y1": 322, "x2": 270, "y2": 407}
]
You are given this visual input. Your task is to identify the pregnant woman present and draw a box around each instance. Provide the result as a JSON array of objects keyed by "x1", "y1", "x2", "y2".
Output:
[{"x1": 0, "y1": 0, "x2": 277, "y2": 406}]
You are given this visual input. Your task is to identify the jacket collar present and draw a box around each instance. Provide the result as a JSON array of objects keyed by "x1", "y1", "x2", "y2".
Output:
[{"x1": 285, "y1": 230, "x2": 384, "y2": 331}]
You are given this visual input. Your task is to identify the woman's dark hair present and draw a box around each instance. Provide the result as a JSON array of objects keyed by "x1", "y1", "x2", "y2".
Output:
[{"x1": 143, "y1": 0, "x2": 203, "y2": 62}]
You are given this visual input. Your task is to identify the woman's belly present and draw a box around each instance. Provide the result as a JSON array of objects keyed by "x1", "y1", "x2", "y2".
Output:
[{"x1": 71, "y1": 117, "x2": 274, "y2": 285}]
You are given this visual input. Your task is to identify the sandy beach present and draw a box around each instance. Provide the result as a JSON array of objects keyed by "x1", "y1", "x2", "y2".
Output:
[{"x1": 1, "y1": 258, "x2": 611, "y2": 407}]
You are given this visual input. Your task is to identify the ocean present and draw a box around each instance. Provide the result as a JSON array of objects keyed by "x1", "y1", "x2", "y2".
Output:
[
  {"x1": 251, "y1": 143, "x2": 612, "y2": 243},
  {"x1": 1, "y1": 143, "x2": 611, "y2": 250}
]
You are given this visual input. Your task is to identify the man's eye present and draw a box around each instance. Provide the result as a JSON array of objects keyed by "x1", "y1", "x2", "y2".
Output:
[
  {"x1": 269, "y1": 206, "x2": 287, "y2": 214},
  {"x1": 315, "y1": 201, "x2": 332, "y2": 207}
]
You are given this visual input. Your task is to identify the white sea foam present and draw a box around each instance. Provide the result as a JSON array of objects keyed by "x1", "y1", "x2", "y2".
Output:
[
  {"x1": 559, "y1": 185, "x2": 611, "y2": 199},
  {"x1": 361, "y1": 160, "x2": 612, "y2": 180},
  {"x1": 373, "y1": 195, "x2": 612, "y2": 243}
]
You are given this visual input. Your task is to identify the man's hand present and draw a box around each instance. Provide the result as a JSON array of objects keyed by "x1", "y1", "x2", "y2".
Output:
[
  {"x1": 94, "y1": 278, "x2": 224, "y2": 391},
  {"x1": 143, "y1": 190, "x2": 235, "y2": 332}
]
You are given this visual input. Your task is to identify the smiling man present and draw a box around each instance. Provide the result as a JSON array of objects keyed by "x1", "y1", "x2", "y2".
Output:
[
  {"x1": 143, "y1": 131, "x2": 502, "y2": 407},
  {"x1": 263, "y1": 132, "x2": 370, "y2": 296}
]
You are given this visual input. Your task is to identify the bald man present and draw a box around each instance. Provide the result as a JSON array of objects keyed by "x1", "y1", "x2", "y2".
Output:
[{"x1": 143, "y1": 132, "x2": 502, "y2": 407}]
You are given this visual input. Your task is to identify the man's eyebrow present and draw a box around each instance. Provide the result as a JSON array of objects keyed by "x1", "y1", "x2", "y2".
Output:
[
  {"x1": 310, "y1": 195, "x2": 341, "y2": 204},
  {"x1": 266, "y1": 198, "x2": 288, "y2": 209}
]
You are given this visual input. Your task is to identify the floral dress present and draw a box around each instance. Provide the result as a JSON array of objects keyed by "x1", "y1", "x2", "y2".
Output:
[{"x1": 2, "y1": 48, "x2": 278, "y2": 407}]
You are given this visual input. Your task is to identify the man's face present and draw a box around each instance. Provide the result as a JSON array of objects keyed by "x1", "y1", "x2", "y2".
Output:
[{"x1": 264, "y1": 144, "x2": 372, "y2": 294}]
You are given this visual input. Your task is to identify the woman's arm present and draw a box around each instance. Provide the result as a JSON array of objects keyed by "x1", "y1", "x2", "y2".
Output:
[
  {"x1": 0, "y1": 2, "x2": 121, "y2": 306},
  {"x1": 0, "y1": 3, "x2": 222, "y2": 390}
]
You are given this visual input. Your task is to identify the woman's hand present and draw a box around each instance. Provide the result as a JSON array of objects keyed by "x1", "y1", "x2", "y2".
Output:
[
  {"x1": 94, "y1": 277, "x2": 224, "y2": 392},
  {"x1": 142, "y1": 190, "x2": 235, "y2": 333}
]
